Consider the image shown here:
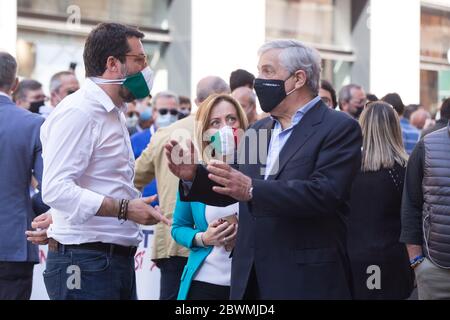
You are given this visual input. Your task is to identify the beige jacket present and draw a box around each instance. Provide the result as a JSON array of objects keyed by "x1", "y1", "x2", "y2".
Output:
[{"x1": 134, "y1": 116, "x2": 196, "y2": 260}]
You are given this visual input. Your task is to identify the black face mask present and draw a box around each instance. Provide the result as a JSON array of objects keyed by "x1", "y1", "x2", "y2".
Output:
[
  {"x1": 254, "y1": 76, "x2": 295, "y2": 113},
  {"x1": 29, "y1": 100, "x2": 45, "y2": 114},
  {"x1": 352, "y1": 106, "x2": 364, "y2": 119}
]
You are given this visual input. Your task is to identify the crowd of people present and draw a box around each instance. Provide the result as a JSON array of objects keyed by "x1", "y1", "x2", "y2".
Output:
[{"x1": 1, "y1": 21, "x2": 450, "y2": 300}]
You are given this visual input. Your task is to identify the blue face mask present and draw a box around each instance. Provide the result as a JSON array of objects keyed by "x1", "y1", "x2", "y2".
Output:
[
  {"x1": 139, "y1": 107, "x2": 153, "y2": 121},
  {"x1": 254, "y1": 75, "x2": 297, "y2": 113},
  {"x1": 155, "y1": 113, "x2": 178, "y2": 129}
]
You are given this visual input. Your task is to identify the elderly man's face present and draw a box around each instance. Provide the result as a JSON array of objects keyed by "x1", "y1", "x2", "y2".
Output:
[
  {"x1": 345, "y1": 87, "x2": 366, "y2": 119},
  {"x1": 257, "y1": 49, "x2": 289, "y2": 81}
]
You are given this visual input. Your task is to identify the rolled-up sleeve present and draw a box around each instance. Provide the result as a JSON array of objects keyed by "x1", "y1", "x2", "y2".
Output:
[{"x1": 41, "y1": 108, "x2": 104, "y2": 225}]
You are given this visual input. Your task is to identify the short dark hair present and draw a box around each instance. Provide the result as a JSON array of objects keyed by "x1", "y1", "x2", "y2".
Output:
[
  {"x1": 0, "y1": 52, "x2": 17, "y2": 91},
  {"x1": 404, "y1": 104, "x2": 420, "y2": 120},
  {"x1": 440, "y1": 98, "x2": 450, "y2": 120},
  {"x1": 382, "y1": 93, "x2": 405, "y2": 116},
  {"x1": 12, "y1": 79, "x2": 43, "y2": 102},
  {"x1": 83, "y1": 23, "x2": 144, "y2": 77},
  {"x1": 366, "y1": 93, "x2": 379, "y2": 102},
  {"x1": 320, "y1": 80, "x2": 337, "y2": 108},
  {"x1": 179, "y1": 96, "x2": 192, "y2": 106},
  {"x1": 230, "y1": 69, "x2": 255, "y2": 92}
]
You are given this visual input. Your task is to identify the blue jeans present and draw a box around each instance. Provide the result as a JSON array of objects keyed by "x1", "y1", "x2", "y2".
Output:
[{"x1": 44, "y1": 246, "x2": 137, "y2": 300}]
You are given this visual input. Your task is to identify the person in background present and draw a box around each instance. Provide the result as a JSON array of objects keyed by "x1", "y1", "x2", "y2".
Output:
[
  {"x1": 411, "y1": 109, "x2": 432, "y2": 131},
  {"x1": 338, "y1": 84, "x2": 367, "y2": 119},
  {"x1": 38, "y1": 71, "x2": 80, "y2": 118},
  {"x1": 401, "y1": 107, "x2": 450, "y2": 299},
  {"x1": 134, "y1": 76, "x2": 231, "y2": 300},
  {"x1": 172, "y1": 94, "x2": 248, "y2": 300},
  {"x1": 0, "y1": 52, "x2": 49, "y2": 300},
  {"x1": 404, "y1": 104, "x2": 421, "y2": 121},
  {"x1": 421, "y1": 98, "x2": 450, "y2": 138},
  {"x1": 382, "y1": 93, "x2": 420, "y2": 155},
  {"x1": 232, "y1": 86, "x2": 258, "y2": 126},
  {"x1": 131, "y1": 91, "x2": 179, "y2": 206},
  {"x1": 151, "y1": 91, "x2": 179, "y2": 130},
  {"x1": 178, "y1": 96, "x2": 192, "y2": 120},
  {"x1": 366, "y1": 93, "x2": 379, "y2": 102},
  {"x1": 13, "y1": 79, "x2": 47, "y2": 113},
  {"x1": 319, "y1": 79, "x2": 337, "y2": 109},
  {"x1": 229, "y1": 69, "x2": 255, "y2": 92},
  {"x1": 347, "y1": 101, "x2": 413, "y2": 300}
]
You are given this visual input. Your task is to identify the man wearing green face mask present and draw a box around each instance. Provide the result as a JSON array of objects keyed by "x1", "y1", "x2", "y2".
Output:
[{"x1": 36, "y1": 23, "x2": 170, "y2": 300}]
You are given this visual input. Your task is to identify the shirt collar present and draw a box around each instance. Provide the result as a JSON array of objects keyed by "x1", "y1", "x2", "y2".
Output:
[
  {"x1": 84, "y1": 78, "x2": 126, "y2": 113},
  {"x1": 271, "y1": 95, "x2": 321, "y2": 129},
  {"x1": 0, "y1": 91, "x2": 11, "y2": 98}
]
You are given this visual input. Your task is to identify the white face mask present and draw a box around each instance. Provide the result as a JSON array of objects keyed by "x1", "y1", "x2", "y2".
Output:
[
  {"x1": 155, "y1": 113, "x2": 178, "y2": 129},
  {"x1": 126, "y1": 114, "x2": 139, "y2": 128},
  {"x1": 90, "y1": 66, "x2": 154, "y2": 100}
]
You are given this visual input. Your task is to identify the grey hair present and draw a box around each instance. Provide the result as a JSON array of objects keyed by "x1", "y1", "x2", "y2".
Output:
[
  {"x1": 50, "y1": 71, "x2": 75, "y2": 94},
  {"x1": 196, "y1": 76, "x2": 231, "y2": 104},
  {"x1": 12, "y1": 79, "x2": 43, "y2": 102},
  {"x1": 0, "y1": 52, "x2": 17, "y2": 91},
  {"x1": 152, "y1": 90, "x2": 180, "y2": 106},
  {"x1": 338, "y1": 84, "x2": 362, "y2": 107},
  {"x1": 258, "y1": 40, "x2": 322, "y2": 95}
]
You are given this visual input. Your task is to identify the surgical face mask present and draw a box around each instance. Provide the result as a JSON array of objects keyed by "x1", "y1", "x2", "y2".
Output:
[
  {"x1": 139, "y1": 107, "x2": 153, "y2": 121},
  {"x1": 155, "y1": 113, "x2": 178, "y2": 129},
  {"x1": 126, "y1": 113, "x2": 139, "y2": 128},
  {"x1": 91, "y1": 66, "x2": 154, "y2": 100},
  {"x1": 210, "y1": 126, "x2": 238, "y2": 157},
  {"x1": 254, "y1": 75, "x2": 297, "y2": 113},
  {"x1": 29, "y1": 100, "x2": 45, "y2": 114}
]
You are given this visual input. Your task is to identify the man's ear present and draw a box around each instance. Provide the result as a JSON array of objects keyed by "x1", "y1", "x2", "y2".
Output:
[
  {"x1": 10, "y1": 77, "x2": 19, "y2": 94},
  {"x1": 105, "y1": 56, "x2": 120, "y2": 73},
  {"x1": 294, "y1": 70, "x2": 307, "y2": 89}
]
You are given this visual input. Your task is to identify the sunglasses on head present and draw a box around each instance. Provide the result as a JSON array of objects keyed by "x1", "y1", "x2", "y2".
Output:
[{"x1": 158, "y1": 108, "x2": 179, "y2": 116}]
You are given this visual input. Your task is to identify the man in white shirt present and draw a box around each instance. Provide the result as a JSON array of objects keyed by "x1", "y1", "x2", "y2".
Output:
[{"x1": 39, "y1": 22, "x2": 169, "y2": 300}]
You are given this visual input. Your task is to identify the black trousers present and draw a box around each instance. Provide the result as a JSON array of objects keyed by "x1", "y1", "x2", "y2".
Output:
[
  {"x1": 187, "y1": 280, "x2": 230, "y2": 300},
  {"x1": 155, "y1": 256, "x2": 188, "y2": 300},
  {"x1": 0, "y1": 261, "x2": 35, "y2": 300}
]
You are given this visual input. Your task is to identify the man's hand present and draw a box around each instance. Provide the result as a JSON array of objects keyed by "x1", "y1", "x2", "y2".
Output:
[
  {"x1": 165, "y1": 139, "x2": 198, "y2": 181},
  {"x1": 127, "y1": 195, "x2": 172, "y2": 226},
  {"x1": 202, "y1": 219, "x2": 236, "y2": 247},
  {"x1": 207, "y1": 161, "x2": 253, "y2": 202},
  {"x1": 26, "y1": 212, "x2": 52, "y2": 245}
]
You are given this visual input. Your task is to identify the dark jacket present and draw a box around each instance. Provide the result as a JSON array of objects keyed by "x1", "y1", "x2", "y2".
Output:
[
  {"x1": 180, "y1": 101, "x2": 362, "y2": 299},
  {"x1": 0, "y1": 95, "x2": 49, "y2": 263},
  {"x1": 347, "y1": 163, "x2": 414, "y2": 299}
]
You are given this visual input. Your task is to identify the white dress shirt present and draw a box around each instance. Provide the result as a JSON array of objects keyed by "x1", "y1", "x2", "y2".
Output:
[{"x1": 41, "y1": 78, "x2": 142, "y2": 247}]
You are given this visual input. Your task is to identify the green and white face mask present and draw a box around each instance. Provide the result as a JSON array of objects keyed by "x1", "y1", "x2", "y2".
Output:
[{"x1": 91, "y1": 66, "x2": 154, "y2": 99}]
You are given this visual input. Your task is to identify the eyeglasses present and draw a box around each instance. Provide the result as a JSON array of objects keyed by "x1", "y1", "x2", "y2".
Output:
[
  {"x1": 124, "y1": 54, "x2": 148, "y2": 65},
  {"x1": 158, "y1": 108, "x2": 179, "y2": 116}
]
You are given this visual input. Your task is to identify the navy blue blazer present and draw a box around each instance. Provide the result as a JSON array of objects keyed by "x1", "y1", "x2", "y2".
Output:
[
  {"x1": 180, "y1": 100, "x2": 362, "y2": 299},
  {"x1": 0, "y1": 95, "x2": 48, "y2": 263}
]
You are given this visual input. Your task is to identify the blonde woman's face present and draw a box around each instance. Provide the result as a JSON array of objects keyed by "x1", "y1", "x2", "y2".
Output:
[{"x1": 207, "y1": 100, "x2": 241, "y2": 132}]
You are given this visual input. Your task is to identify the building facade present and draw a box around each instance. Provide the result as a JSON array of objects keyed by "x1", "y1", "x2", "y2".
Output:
[{"x1": 0, "y1": 0, "x2": 449, "y2": 111}]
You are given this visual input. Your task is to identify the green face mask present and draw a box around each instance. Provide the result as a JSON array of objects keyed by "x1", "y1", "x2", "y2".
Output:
[{"x1": 90, "y1": 66, "x2": 154, "y2": 99}]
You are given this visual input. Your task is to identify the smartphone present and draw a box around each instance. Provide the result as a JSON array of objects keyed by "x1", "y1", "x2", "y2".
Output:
[{"x1": 220, "y1": 213, "x2": 238, "y2": 225}]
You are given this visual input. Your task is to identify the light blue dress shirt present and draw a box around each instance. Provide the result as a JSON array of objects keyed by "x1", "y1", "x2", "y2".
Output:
[{"x1": 264, "y1": 96, "x2": 322, "y2": 179}]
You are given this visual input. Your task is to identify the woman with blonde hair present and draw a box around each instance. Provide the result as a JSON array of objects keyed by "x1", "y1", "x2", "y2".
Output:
[
  {"x1": 347, "y1": 101, "x2": 414, "y2": 299},
  {"x1": 171, "y1": 94, "x2": 248, "y2": 300}
]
